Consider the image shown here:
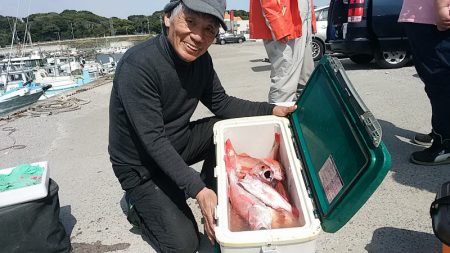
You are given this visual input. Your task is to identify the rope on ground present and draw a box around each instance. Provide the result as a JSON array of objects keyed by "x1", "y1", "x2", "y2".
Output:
[
  {"x1": 26, "y1": 96, "x2": 91, "y2": 116},
  {"x1": 0, "y1": 126, "x2": 26, "y2": 154}
]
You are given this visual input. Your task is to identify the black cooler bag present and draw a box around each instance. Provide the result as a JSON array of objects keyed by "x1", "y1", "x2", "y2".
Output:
[
  {"x1": 0, "y1": 179, "x2": 71, "y2": 253},
  {"x1": 431, "y1": 181, "x2": 450, "y2": 246}
]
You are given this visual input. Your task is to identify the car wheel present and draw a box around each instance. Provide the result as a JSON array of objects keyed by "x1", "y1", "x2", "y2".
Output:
[
  {"x1": 311, "y1": 38, "x2": 325, "y2": 61},
  {"x1": 374, "y1": 49, "x2": 410, "y2": 69},
  {"x1": 349, "y1": 54, "x2": 374, "y2": 64},
  {"x1": 238, "y1": 38, "x2": 243, "y2": 43},
  {"x1": 220, "y1": 39, "x2": 226, "y2": 45}
]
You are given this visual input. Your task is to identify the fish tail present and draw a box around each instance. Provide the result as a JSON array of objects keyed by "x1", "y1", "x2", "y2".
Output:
[
  {"x1": 224, "y1": 139, "x2": 237, "y2": 173},
  {"x1": 292, "y1": 206, "x2": 300, "y2": 218}
]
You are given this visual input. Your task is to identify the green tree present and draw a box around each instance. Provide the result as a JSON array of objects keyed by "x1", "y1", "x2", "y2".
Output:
[
  {"x1": 232, "y1": 10, "x2": 249, "y2": 20},
  {"x1": 128, "y1": 15, "x2": 147, "y2": 34},
  {"x1": 0, "y1": 9, "x2": 190, "y2": 47}
]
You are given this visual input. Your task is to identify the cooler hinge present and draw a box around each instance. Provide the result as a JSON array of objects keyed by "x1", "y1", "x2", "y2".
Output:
[
  {"x1": 313, "y1": 209, "x2": 320, "y2": 219},
  {"x1": 301, "y1": 169, "x2": 315, "y2": 200},
  {"x1": 360, "y1": 111, "x2": 382, "y2": 147},
  {"x1": 330, "y1": 56, "x2": 344, "y2": 74},
  {"x1": 301, "y1": 169, "x2": 320, "y2": 219},
  {"x1": 213, "y1": 128, "x2": 218, "y2": 145},
  {"x1": 290, "y1": 132, "x2": 302, "y2": 160}
]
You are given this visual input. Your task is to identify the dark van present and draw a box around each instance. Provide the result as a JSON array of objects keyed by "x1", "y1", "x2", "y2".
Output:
[{"x1": 327, "y1": 0, "x2": 410, "y2": 68}]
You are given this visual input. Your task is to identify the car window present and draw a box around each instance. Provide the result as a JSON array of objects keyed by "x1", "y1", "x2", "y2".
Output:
[
  {"x1": 316, "y1": 8, "x2": 329, "y2": 21},
  {"x1": 315, "y1": 10, "x2": 321, "y2": 20},
  {"x1": 321, "y1": 9, "x2": 329, "y2": 20}
]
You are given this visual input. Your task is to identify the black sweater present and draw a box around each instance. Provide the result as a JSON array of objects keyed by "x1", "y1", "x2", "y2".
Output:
[{"x1": 108, "y1": 35, "x2": 274, "y2": 198}]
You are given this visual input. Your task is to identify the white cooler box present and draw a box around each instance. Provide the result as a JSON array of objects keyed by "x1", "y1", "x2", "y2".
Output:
[{"x1": 213, "y1": 56, "x2": 391, "y2": 253}]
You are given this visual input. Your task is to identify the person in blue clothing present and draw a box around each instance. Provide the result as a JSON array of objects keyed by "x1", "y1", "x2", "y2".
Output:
[
  {"x1": 398, "y1": 0, "x2": 450, "y2": 165},
  {"x1": 108, "y1": 0, "x2": 297, "y2": 252}
]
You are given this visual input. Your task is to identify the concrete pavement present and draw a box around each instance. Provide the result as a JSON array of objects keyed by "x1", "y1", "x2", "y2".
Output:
[{"x1": 0, "y1": 40, "x2": 448, "y2": 253}]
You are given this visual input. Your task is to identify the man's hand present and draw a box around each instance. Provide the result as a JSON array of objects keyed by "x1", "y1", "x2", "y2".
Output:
[
  {"x1": 272, "y1": 105, "x2": 297, "y2": 117},
  {"x1": 436, "y1": 0, "x2": 450, "y2": 31},
  {"x1": 196, "y1": 187, "x2": 217, "y2": 244}
]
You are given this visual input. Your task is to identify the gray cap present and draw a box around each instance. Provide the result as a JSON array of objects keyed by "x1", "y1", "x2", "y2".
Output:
[{"x1": 164, "y1": 0, "x2": 228, "y2": 30}]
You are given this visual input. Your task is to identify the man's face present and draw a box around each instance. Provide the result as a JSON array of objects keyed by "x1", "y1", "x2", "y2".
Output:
[{"x1": 165, "y1": 9, "x2": 219, "y2": 62}]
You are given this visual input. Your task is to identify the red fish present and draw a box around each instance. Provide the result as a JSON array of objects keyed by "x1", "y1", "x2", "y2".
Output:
[
  {"x1": 268, "y1": 132, "x2": 281, "y2": 160},
  {"x1": 227, "y1": 170, "x2": 273, "y2": 230},
  {"x1": 229, "y1": 205, "x2": 250, "y2": 231},
  {"x1": 271, "y1": 208, "x2": 304, "y2": 229},
  {"x1": 239, "y1": 174, "x2": 292, "y2": 213},
  {"x1": 274, "y1": 180, "x2": 290, "y2": 201},
  {"x1": 224, "y1": 136, "x2": 285, "y2": 183}
]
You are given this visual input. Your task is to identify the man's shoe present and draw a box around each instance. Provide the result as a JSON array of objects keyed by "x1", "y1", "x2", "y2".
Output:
[
  {"x1": 125, "y1": 193, "x2": 141, "y2": 229},
  {"x1": 413, "y1": 132, "x2": 433, "y2": 146},
  {"x1": 410, "y1": 136, "x2": 450, "y2": 166}
]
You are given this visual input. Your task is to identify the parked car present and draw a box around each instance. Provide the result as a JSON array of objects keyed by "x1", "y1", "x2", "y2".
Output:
[
  {"x1": 327, "y1": 0, "x2": 410, "y2": 68},
  {"x1": 216, "y1": 33, "x2": 246, "y2": 45},
  {"x1": 312, "y1": 5, "x2": 329, "y2": 61}
]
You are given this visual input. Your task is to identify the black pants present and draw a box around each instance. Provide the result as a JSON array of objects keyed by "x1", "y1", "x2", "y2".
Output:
[
  {"x1": 126, "y1": 117, "x2": 220, "y2": 253},
  {"x1": 404, "y1": 23, "x2": 450, "y2": 139}
]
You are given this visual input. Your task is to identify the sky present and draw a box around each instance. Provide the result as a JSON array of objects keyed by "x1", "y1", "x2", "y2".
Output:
[{"x1": 0, "y1": 0, "x2": 330, "y2": 18}]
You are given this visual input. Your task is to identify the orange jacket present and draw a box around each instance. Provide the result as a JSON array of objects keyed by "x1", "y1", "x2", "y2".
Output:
[{"x1": 249, "y1": 0, "x2": 317, "y2": 41}]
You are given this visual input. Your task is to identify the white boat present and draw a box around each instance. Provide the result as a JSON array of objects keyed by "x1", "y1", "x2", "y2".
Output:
[
  {"x1": 0, "y1": 87, "x2": 44, "y2": 115},
  {"x1": 46, "y1": 56, "x2": 83, "y2": 75},
  {"x1": 0, "y1": 52, "x2": 44, "y2": 70},
  {"x1": 34, "y1": 68, "x2": 80, "y2": 99},
  {"x1": 0, "y1": 68, "x2": 48, "y2": 115}
]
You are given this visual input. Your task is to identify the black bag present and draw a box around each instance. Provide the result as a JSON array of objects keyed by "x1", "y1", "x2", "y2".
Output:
[
  {"x1": 0, "y1": 179, "x2": 71, "y2": 253},
  {"x1": 430, "y1": 181, "x2": 450, "y2": 246}
]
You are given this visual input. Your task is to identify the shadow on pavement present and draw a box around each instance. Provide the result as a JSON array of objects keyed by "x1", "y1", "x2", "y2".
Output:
[
  {"x1": 60, "y1": 205, "x2": 77, "y2": 237},
  {"x1": 250, "y1": 57, "x2": 377, "y2": 73},
  {"x1": 118, "y1": 193, "x2": 214, "y2": 252},
  {"x1": 378, "y1": 119, "x2": 450, "y2": 193},
  {"x1": 249, "y1": 58, "x2": 269, "y2": 63},
  {"x1": 119, "y1": 193, "x2": 128, "y2": 215},
  {"x1": 338, "y1": 58, "x2": 380, "y2": 70},
  {"x1": 365, "y1": 227, "x2": 440, "y2": 253},
  {"x1": 251, "y1": 65, "x2": 271, "y2": 72}
]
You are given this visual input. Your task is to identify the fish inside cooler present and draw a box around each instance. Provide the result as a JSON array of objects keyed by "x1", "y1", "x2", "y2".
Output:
[
  {"x1": 215, "y1": 117, "x2": 321, "y2": 244},
  {"x1": 224, "y1": 133, "x2": 305, "y2": 231}
]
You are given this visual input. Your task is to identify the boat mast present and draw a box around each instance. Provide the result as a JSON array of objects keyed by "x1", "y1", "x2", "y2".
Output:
[
  {"x1": 6, "y1": 0, "x2": 21, "y2": 83},
  {"x1": 22, "y1": 0, "x2": 31, "y2": 57}
]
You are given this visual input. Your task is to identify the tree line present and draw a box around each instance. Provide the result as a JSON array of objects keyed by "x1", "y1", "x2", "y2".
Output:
[{"x1": 0, "y1": 9, "x2": 250, "y2": 48}]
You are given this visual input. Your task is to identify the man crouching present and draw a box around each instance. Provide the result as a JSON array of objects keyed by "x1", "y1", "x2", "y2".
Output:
[{"x1": 108, "y1": 0, "x2": 296, "y2": 252}]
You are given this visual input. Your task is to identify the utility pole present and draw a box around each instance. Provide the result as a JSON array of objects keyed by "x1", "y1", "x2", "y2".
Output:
[
  {"x1": 70, "y1": 22, "x2": 75, "y2": 39},
  {"x1": 147, "y1": 17, "x2": 150, "y2": 34},
  {"x1": 160, "y1": 15, "x2": 163, "y2": 34},
  {"x1": 230, "y1": 10, "x2": 234, "y2": 33},
  {"x1": 109, "y1": 18, "x2": 115, "y2": 36}
]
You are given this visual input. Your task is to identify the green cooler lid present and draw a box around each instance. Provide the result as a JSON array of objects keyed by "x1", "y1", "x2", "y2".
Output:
[{"x1": 290, "y1": 56, "x2": 391, "y2": 233}]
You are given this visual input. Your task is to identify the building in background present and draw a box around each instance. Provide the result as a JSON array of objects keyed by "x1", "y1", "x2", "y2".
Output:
[{"x1": 221, "y1": 11, "x2": 250, "y2": 39}]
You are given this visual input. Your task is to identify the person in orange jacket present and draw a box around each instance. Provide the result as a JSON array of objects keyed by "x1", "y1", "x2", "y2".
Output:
[{"x1": 250, "y1": 0, "x2": 317, "y2": 103}]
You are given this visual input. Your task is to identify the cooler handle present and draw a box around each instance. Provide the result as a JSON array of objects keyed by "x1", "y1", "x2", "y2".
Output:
[
  {"x1": 214, "y1": 166, "x2": 219, "y2": 178},
  {"x1": 214, "y1": 206, "x2": 219, "y2": 222},
  {"x1": 261, "y1": 245, "x2": 278, "y2": 253}
]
